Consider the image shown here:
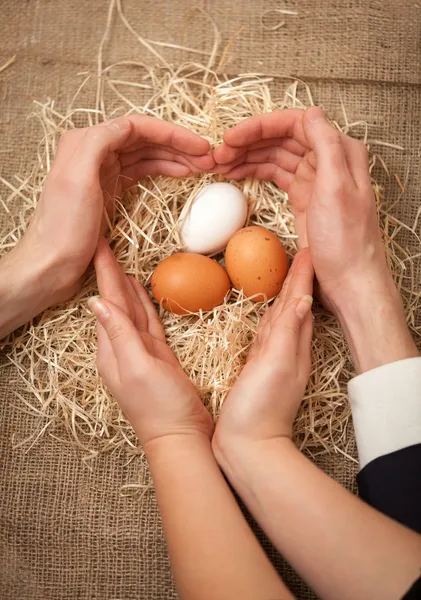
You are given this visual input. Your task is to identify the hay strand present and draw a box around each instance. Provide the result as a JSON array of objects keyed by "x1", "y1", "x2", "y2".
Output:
[{"x1": 1, "y1": 4, "x2": 419, "y2": 463}]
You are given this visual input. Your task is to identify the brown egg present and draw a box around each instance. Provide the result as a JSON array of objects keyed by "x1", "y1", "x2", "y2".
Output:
[
  {"x1": 225, "y1": 226, "x2": 288, "y2": 301},
  {"x1": 151, "y1": 253, "x2": 231, "y2": 315}
]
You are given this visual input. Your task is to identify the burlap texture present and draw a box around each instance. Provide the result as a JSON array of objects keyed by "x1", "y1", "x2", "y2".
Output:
[{"x1": 1, "y1": 1, "x2": 420, "y2": 598}]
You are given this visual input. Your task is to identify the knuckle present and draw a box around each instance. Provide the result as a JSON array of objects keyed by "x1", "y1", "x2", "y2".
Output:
[
  {"x1": 283, "y1": 321, "x2": 299, "y2": 337},
  {"x1": 269, "y1": 147, "x2": 283, "y2": 162},
  {"x1": 85, "y1": 127, "x2": 101, "y2": 142},
  {"x1": 323, "y1": 130, "x2": 342, "y2": 147},
  {"x1": 328, "y1": 176, "x2": 348, "y2": 197},
  {"x1": 305, "y1": 150, "x2": 317, "y2": 170},
  {"x1": 125, "y1": 371, "x2": 143, "y2": 387},
  {"x1": 106, "y1": 323, "x2": 125, "y2": 341}
]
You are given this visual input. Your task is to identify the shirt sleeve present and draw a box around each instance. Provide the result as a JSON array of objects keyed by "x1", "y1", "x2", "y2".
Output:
[
  {"x1": 348, "y1": 356, "x2": 421, "y2": 534},
  {"x1": 348, "y1": 356, "x2": 421, "y2": 469}
]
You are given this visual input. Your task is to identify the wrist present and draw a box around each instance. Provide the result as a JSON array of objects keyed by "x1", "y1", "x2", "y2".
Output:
[
  {"x1": 144, "y1": 430, "x2": 213, "y2": 462},
  {"x1": 333, "y1": 272, "x2": 418, "y2": 373},
  {"x1": 213, "y1": 429, "x2": 295, "y2": 481},
  {"x1": 0, "y1": 243, "x2": 54, "y2": 339}
]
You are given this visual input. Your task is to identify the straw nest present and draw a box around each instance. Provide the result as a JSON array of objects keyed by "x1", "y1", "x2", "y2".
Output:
[{"x1": 1, "y1": 0, "x2": 419, "y2": 463}]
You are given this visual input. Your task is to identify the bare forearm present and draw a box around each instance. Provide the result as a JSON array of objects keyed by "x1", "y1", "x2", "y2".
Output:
[
  {"x1": 145, "y1": 434, "x2": 291, "y2": 600},
  {"x1": 334, "y1": 273, "x2": 418, "y2": 374},
  {"x1": 217, "y1": 438, "x2": 421, "y2": 600},
  {"x1": 0, "y1": 247, "x2": 48, "y2": 339}
]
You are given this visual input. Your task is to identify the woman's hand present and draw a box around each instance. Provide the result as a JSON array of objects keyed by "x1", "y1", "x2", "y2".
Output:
[
  {"x1": 89, "y1": 238, "x2": 213, "y2": 449},
  {"x1": 214, "y1": 248, "x2": 314, "y2": 455}
]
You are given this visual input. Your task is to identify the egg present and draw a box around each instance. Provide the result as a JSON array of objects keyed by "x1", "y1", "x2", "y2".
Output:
[
  {"x1": 225, "y1": 226, "x2": 288, "y2": 301},
  {"x1": 179, "y1": 182, "x2": 248, "y2": 255},
  {"x1": 151, "y1": 253, "x2": 231, "y2": 314}
]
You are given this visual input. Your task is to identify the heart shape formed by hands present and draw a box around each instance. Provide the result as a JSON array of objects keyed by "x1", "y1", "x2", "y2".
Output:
[{"x1": 17, "y1": 106, "x2": 382, "y2": 332}]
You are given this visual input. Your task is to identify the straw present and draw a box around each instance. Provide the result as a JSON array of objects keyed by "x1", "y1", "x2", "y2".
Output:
[{"x1": 1, "y1": 1, "x2": 419, "y2": 462}]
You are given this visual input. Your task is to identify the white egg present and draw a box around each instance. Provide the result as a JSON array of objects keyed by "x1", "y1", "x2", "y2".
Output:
[{"x1": 179, "y1": 183, "x2": 248, "y2": 255}]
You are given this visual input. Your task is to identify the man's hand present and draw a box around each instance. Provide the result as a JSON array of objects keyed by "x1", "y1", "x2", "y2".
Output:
[
  {"x1": 21, "y1": 116, "x2": 214, "y2": 302},
  {"x1": 214, "y1": 107, "x2": 418, "y2": 372},
  {"x1": 214, "y1": 107, "x2": 386, "y2": 306},
  {"x1": 0, "y1": 116, "x2": 213, "y2": 338}
]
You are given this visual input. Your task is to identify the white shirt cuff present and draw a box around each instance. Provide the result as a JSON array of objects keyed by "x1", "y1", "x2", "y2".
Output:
[{"x1": 348, "y1": 356, "x2": 421, "y2": 469}]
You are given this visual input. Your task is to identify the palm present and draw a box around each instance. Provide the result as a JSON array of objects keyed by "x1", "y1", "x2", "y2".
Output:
[
  {"x1": 140, "y1": 331, "x2": 180, "y2": 368},
  {"x1": 30, "y1": 115, "x2": 214, "y2": 304},
  {"x1": 94, "y1": 237, "x2": 197, "y2": 392},
  {"x1": 216, "y1": 250, "x2": 314, "y2": 443}
]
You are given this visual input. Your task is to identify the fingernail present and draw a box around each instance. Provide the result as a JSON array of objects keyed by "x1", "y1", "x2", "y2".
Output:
[
  {"x1": 87, "y1": 296, "x2": 110, "y2": 321},
  {"x1": 296, "y1": 295, "x2": 313, "y2": 319},
  {"x1": 306, "y1": 107, "x2": 325, "y2": 122}
]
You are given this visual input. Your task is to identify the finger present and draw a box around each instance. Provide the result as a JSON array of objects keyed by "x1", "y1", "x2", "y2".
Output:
[
  {"x1": 266, "y1": 292, "x2": 313, "y2": 360},
  {"x1": 341, "y1": 135, "x2": 371, "y2": 190},
  {"x1": 213, "y1": 146, "x2": 301, "y2": 175},
  {"x1": 272, "y1": 248, "x2": 314, "y2": 317},
  {"x1": 67, "y1": 116, "x2": 212, "y2": 182},
  {"x1": 303, "y1": 107, "x2": 352, "y2": 187},
  {"x1": 69, "y1": 118, "x2": 135, "y2": 179},
  {"x1": 213, "y1": 136, "x2": 307, "y2": 165},
  {"x1": 122, "y1": 115, "x2": 211, "y2": 155},
  {"x1": 222, "y1": 109, "x2": 307, "y2": 151},
  {"x1": 96, "y1": 321, "x2": 119, "y2": 384},
  {"x1": 241, "y1": 146, "x2": 301, "y2": 173},
  {"x1": 121, "y1": 160, "x2": 191, "y2": 188},
  {"x1": 298, "y1": 310, "x2": 313, "y2": 376},
  {"x1": 52, "y1": 128, "x2": 89, "y2": 171},
  {"x1": 93, "y1": 237, "x2": 135, "y2": 321},
  {"x1": 251, "y1": 309, "x2": 271, "y2": 357},
  {"x1": 222, "y1": 162, "x2": 294, "y2": 192},
  {"x1": 119, "y1": 146, "x2": 215, "y2": 172},
  {"x1": 253, "y1": 137, "x2": 306, "y2": 157},
  {"x1": 129, "y1": 277, "x2": 166, "y2": 342},
  {"x1": 124, "y1": 276, "x2": 149, "y2": 332},
  {"x1": 88, "y1": 296, "x2": 149, "y2": 376}
]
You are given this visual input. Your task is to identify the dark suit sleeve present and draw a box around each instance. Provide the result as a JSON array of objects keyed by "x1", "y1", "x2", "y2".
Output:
[
  {"x1": 402, "y1": 575, "x2": 421, "y2": 600},
  {"x1": 357, "y1": 444, "x2": 421, "y2": 599},
  {"x1": 357, "y1": 443, "x2": 421, "y2": 534}
]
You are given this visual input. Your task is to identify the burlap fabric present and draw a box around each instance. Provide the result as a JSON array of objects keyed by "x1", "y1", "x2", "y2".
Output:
[{"x1": 1, "y1": 1, "x2": 420, "y2": 598}]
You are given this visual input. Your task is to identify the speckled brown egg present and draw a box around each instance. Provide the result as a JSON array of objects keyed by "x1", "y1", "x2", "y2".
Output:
[
  {"x1": 225, "y1": 226, "x2": 288, "y2": 301},
  {"x1": 151, "y1": 253, "x2": 231, "y2": 315}
]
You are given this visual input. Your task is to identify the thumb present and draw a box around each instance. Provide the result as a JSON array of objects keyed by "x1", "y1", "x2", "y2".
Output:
[
  {"x1": 69, "y1": 117, "x2": 133, "y2": 177},
  {"x1": 93, "y1": 237, "x2": 136, "y2": 321},
  {"x1": 88, "y1": 296, "x2": 145, "y2": 374},
  {"x1": 303, "y1": 107, "x2": 349, "y2": 182}
]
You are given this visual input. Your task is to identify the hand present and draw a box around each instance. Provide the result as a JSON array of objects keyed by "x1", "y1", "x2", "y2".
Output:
[
  {"x1": 89, "y1": 238, "x2": 213, "y2": 449},
  {"x1": 213, "y1": 248, "x2": 314, "y2": 457},
  {"x1": 17, "y1": 116, "x2": 214, "y2": 307},
  {"x1": 214, "y1": 108, "x2": 418, "y2": 372},
  {"x1": 214, "y1": 107, "x2": 387, "y2": 309}
]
